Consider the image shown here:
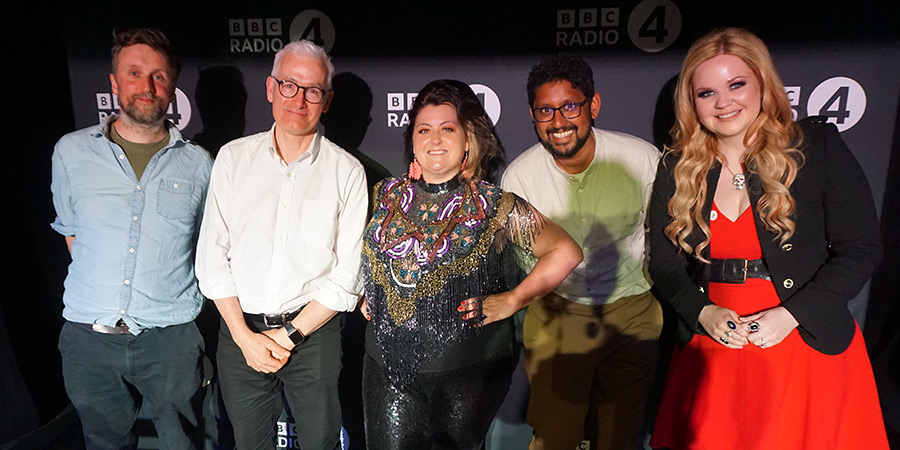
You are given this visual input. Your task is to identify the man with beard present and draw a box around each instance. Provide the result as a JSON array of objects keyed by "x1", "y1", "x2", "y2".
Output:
[
  {"x1": 51, "y1": 28, "x2": 212, "y2": 449},
  {"x1": 501, "y1": 54, "x2": 662, "y2": 450}
]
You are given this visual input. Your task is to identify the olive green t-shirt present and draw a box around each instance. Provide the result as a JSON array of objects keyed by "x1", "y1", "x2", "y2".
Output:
[{"x1": 109, "y1": 121, "x2": 169, "y2": 180}]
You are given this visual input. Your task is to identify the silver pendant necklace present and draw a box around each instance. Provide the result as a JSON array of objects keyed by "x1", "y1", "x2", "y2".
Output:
[{"x1": 723, "y1": 164, "x2": 746, "y2": 190}]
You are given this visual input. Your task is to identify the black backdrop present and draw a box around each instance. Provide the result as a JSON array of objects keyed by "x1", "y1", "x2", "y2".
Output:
[{"x1": 3, "y1": 0, "x2": 899, "y2": 448}]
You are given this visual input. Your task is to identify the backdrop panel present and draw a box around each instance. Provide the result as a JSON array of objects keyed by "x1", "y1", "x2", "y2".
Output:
[{"x1": 59, "y1": 1, "x2": 900, "y2": 448}]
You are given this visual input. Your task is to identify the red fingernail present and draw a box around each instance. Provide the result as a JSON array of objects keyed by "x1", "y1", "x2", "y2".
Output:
[{"x1": 457, "y1": 306, "x2": 463, "y2": 311}]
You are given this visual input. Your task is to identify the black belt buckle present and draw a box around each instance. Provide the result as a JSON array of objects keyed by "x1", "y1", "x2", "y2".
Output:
[
  {"x1": 717, "y1": 258, "x2": 748, "y2": 284},
  {"x1": 263, "y1": 313, "x2": 288, "y2": 328},
  {"x1": 252, "y1": 306, "x2": 304, "y2": 329},
  {"x1": 711, "y1": 258, "x2": 769, "y2": 284},
  {"x1": 737, "y1": 259, "x2": 748, "y2": 284}
]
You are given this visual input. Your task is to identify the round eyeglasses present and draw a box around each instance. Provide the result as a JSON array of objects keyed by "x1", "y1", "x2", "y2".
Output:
[
  {"x1": 271, "y1": 76, "x2": 326, "y2": 103},
  {"x1": 531, "y1": 98, "x2": 590, "y2": 123}
]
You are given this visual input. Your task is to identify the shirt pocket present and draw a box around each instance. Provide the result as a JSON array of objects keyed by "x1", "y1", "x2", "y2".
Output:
[{"x1": 157, "y1": 179, "x2": 197, "y2": 220}]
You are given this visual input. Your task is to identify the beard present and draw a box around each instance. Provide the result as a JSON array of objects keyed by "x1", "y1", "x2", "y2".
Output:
[
  {"x1": 536, "y1": 124, "x2": 592, "y2": 160},
  {"x1": 121, "y1": 94, "x2": 168, "y2": 126}
]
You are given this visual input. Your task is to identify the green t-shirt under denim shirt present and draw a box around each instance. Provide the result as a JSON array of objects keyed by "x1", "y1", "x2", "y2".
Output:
[{"x1": 109, "y1": 121, "x2": 169, "y2": 180}]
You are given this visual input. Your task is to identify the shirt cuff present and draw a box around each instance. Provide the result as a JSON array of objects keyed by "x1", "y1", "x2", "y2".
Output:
[
  {"x1": 199, "y1": 279, "x2": 239, "y2": 301},
  {"x1": 309, "y1": 285, "x2": 358, "y2": 312},
  {"x1": 51, "y1": 219, "x2": 73, "y2": 236}
]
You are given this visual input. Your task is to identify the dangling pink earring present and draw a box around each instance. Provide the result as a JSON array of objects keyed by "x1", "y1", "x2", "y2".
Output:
[
  {"x1": 460, "y1": 151, "x2": 469, "y2": 175},
  {"x1": 408, "y1": 159, "x2": 422, "y2": 180}
]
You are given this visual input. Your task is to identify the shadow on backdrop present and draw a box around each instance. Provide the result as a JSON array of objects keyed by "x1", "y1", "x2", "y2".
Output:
[
  {"x1": 321, "y1": 72, "x2": 388, "y2": 450},
  {"x1": 191, "y1": 66, "x2": 249, "y2": 449},
  {"x1": 192, "y1": 66, "x2": 247, "y2": 158},
  {"x1": 323, "y1": 72, "x2": 391, "y2": 195},
  {"x1": 652, "y1": 75, "x2": 678, "y2": 152}
]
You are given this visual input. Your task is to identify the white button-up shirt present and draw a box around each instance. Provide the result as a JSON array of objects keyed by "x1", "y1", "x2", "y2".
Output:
[{"x1": 196, "y1": 126, "x2": 367, "y2": 314}]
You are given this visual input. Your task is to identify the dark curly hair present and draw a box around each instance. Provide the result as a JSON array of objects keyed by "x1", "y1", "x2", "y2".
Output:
[
  {"x1": 404, "y1": 80, "x2": 502, "y2": 182},
  {"x1": 111, "y1": 28, "x2": 180, "y2": 81},
  {"x1": 526, "y1": 54, "x2": 594, "y2": 107}
]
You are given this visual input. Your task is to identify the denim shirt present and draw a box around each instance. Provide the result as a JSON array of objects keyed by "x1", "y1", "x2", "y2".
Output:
[{"x1": 51, "y1": 116, "x2": 213, "y2": 333}]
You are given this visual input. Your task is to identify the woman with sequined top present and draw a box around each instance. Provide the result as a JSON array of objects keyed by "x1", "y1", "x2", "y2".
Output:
[{"x1": 359, "y1": 79, "x2": 582, "y2": 449}]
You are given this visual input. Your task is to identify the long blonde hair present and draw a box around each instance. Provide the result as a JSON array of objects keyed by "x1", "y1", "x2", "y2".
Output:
[{"x1": 666, "y1": 28, "x2": 803, "y2": 261}]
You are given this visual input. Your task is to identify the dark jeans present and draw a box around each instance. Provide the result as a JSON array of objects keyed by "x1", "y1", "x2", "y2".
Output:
[
  {"x1": 217, "y1": 315, "x2": 343, "y2": 450},
  {"x1": 58, "y1": 320, "x2": 205, "y2": 450},
  {"x1": 363, "y1": 353, "x2": 516, "y2": 450}
]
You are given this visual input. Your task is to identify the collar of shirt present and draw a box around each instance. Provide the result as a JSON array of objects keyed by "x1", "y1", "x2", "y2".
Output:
[
  {"x1": 92, "y1": 113, "x2": 189, "y2": 152},
  {"x1": 265, "y1": 123, "x2": 323, "y2": 168}
]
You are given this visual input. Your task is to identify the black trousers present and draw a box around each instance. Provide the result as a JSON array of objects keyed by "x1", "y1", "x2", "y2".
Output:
[
  {"x1": 217, "y1": 315, "x2": 343, "y2": 450},
  {"x1": 363, "y1": 353, "x2": 516, "y2": 450}
]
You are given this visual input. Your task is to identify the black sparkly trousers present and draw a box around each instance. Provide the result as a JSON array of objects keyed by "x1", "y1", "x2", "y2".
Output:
[{"x1": 362, "y1": 353, "x2": 516, "y2": 449}]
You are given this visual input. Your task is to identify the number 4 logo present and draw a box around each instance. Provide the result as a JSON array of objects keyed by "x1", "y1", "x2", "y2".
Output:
[
  {"x1": 289, "y1": 10, "x2": 336, "y2": 52},
  {"x1": 807, "y1": 77, "x2": 866, "y2": 132},
  {"x1": 639, "y1": 6, "x2": 667, "y2": 44},
  {"x1": 627, "y1": 0, "x2": 681, "y2": 52}
]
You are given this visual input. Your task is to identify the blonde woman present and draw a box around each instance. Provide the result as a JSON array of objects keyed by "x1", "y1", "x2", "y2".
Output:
[{"x1": 648, "y1": 28, "x2": 888, "y2": 449}]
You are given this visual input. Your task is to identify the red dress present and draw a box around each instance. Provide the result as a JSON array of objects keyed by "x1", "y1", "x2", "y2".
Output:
[{"x1": 650, "y1": 203, "x2": 889, "y2": 450}]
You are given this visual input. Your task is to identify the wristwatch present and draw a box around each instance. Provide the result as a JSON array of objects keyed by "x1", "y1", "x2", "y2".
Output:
[{"x1": 283, "y1": 322, "x2": 307, "y2": 346}]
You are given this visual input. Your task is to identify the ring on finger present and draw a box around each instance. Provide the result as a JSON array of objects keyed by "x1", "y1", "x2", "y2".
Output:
[
  {"x1": 759, "y1": 337, "x2": 767, "y2": 348},
  {"x1": 719, "y1": 336, "x2": 729, "y2": 345},
  {"x1": 725, "y1": 330, "x2": 733, "y2": 338},
  {"x1": 726, "y1": 320, "x2": 737, "y2": 330},
  {"x1": 748, "y1": 321, "x2": 760, "y2": 333}
]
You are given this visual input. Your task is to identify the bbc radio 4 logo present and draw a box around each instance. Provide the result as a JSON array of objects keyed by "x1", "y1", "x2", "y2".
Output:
[
  {"x1": 785, "y1": 76, "x2": 867, "y2": 131},
  {"x1": 276, "y1": 421, "x2": 348, "y2": 450},
  {"x1": 386, "y1": 84, "x2": 502, "y2": 128},
  {"x1": 229, "y1": 9, "x2": 336, "y2": 53},
  {"x1": 556, "y1": 0, "x2": 681, "y2": 52},
  {"x1": 95, "y1": 88, "x2": 193, "y2": 131}
]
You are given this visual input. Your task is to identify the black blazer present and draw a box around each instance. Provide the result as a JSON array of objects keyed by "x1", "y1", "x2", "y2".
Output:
[{"x1": 648, "y1": 120, "x2": 882, "y2": 355}]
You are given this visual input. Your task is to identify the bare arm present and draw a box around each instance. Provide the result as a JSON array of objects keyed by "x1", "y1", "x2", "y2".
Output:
[
  {"x1": 214, "y1": 296, "x2": 291, "y2": 373},
  {"x1": 65, "y1": 235, "x2": 75, "y2": 254},
  {"x1": 263, "y1": 300, "x2": 339, "y2": 349},
  {"x1": 478, "y1": 214, "x2": 582, "y2": 325}
]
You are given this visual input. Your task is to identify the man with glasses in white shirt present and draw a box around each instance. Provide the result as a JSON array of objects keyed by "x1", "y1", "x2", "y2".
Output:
[{"x1": 196, "y1": 40, "x2": 367, "y2": 450}]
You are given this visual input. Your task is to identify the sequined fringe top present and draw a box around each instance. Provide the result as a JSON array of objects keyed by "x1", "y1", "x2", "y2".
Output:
[{"x1": 361, "y1": 176, "x2": 543, "y2": 384}]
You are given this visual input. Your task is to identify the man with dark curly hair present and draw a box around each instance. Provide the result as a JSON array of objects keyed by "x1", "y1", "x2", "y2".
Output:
[{"x1": 501, "y1": 54, "x2": 662, "y2": 450}]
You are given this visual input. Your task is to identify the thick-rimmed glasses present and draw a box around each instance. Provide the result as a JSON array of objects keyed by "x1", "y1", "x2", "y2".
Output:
[
  {"x1": 271, "y1": 76, "x2": 326, "y2": 103},
  {"x1": 531, "y1": 98, "x2": 590, "y2": 123}
]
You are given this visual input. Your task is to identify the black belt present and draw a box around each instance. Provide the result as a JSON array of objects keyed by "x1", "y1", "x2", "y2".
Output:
[
  {"x1": 710, "y1": 258, "x2": 770, "y2": 284},
  {"x1": 243, "y1": 305, "x2": 305, "y2": 329}
]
